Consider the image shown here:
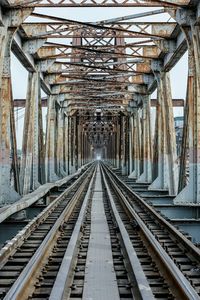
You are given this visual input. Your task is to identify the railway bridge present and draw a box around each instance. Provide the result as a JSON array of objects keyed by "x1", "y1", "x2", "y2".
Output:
[{"x1": 0, "y1": 0, "x2": 200, "y2": 299}]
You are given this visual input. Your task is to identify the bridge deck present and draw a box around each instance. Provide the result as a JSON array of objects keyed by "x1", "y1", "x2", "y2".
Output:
[
  {"x1": 0, "y1": 164, "x2": 89, "y2": 223},
  {"x1": 83, "y1": 167, "x2": 120, "y2": 300}
]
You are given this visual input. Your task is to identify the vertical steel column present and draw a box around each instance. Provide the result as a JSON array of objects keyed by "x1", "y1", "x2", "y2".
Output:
[
  {"x1": 174, "y1": 11, "x2": 200, "y2": 203},
  {"x1": 148, "y1": 74, "x2": 168, "y2": 191},
  {"x1": 72, "y1": 116, "x2": 77, "y2": 171},
  {"x1": 149, "y1": 72, "x2": 178, "y2": 195},
  {"x1": 178, "y1": 78, "x2": 189, "y2": 192},
  {"x1": 63, "y1": 113, "x2": 69, "y2": 175},
  {"x1": 109, "y1": 134, "x2": 112, "y2": 164},
  {"x1": 116, "y1": 118, "x2": 120, "y2": 168},
  {"x1": 110, "y1": 133, "x2": 114, "y2": 165},
  {"x1": 0, "y1": 9, "x2": 31, "y2": 204},
  {"x1": 129, "y1": 108, "x2": 141, "y2": 179},
  {"x1": 115, "y1": 34, "x2": 126, "y2": 171},
  {"x1": 77, "y1": 121, "x2": 82, "y2": 168},
  {"x1": 125, "y1": 115, "x2": 129, "y2": 174},
  {"x1": 85, "y1": 133, "x2": 88, "y2": 164},
  {"x1": 56, "y1": 107, "x2": 66, "y2": 177},
  {"x1": 68, "y1": 116, "x2": 73, "y2": 174},
  {"x1": 112, "y1": 132, "x2": 115, "y2": 165},
  {"x1": 152, "y1": 100, "x2": 159, "y2": 181},
  {"x1": 10, "y1": 84, "x2": 20, "y2": 194},
  {"x1": 113, "y1": 130, "x2": 117, "y2": 167},
  {"x1": 85, "y1": 134, "x2": 88, "y2": 164},
  {"x1": 0, "y1": 31, "x2": 20, "y2": 203},
  {"x1": 81, "y1": 131, "x2": 85, "y2": 165},
  {"x1": 20, "y1": 71, "x2": 44, "y2": 194},
  {"x1": 128, "y1": 114, "x2": 134, "y2": 175},
  {"x1": 163, "y1": 73, "x2": 179, "y2": 195},
  {"x1": 113, "y1": 124, "x2": 117, "y2": 167},
  {"x1": 120, "y1": 115, "x2": 129, "y2": 175},
  {"x1": 121, "y1": 115, "x2": 126, "y2": 175},
  {"x1": 74, "y1": 115, "x2": 78, "y2": 170},
  {"x1": 45, "y1": 95, "x2": 59, "y2": 182},
  {"x1": 81, "y1": 131, "x2": 84, "y2": 166},
  {"x1": 68, "y1": 115, "x2": 76, "y2": 173},
  {"x1": 137, "y1": 95, "x2": 153, "y2": 183},
  {"x1": 38, "y1": 85, "x2": 45, "y2": 186},
  {"x1": 82, "y1": 132, "x2": 85, "y2": 165}
]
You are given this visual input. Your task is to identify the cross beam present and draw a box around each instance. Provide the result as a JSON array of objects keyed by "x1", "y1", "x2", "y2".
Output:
[{"x1": 13, "y1": 98, "x2": 184, "y2": 108}]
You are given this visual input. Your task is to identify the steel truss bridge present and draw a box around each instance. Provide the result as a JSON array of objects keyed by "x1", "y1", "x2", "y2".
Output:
[{"x1": 0, "y1": 0, "x2": 200, "y2": 299}]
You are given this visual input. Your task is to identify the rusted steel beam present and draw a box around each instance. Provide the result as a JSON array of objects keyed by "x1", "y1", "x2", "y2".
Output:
[
  {"x1": 36, "y1": 48, "x2": 159, "y2": 61},
  {"x1": 20, "y1": 32, "x2": 167, "y2": 40},
  {"x1": 1, "y1": 0, "x2": 37, "y2": 7},
  {"x1": 20, "y1": 26, "x2": 175, "y2": 40},
  {"x1": 21, "y1": 15, "x2": 177, "y2": 39},
  {"x1": 151, "y1": 98, "x2": 184, "y2": 107},
  {"x1": 14, "y1": 98, "x2": 47, "y2": 107},
  {"x1": 12, "y1": 34, "x2": 51, "y2": 94},
  {"x1": 16, "y1": 0, "x2": 191, "y2": 7},
  {"x1": 100, "y1": 9, "x2": 165, "y2": 24},
  {"x1": 13, "y1": 98, "x2": 184, "y2": 108},
  {"x1": 25, "y1": 21, "x2": 177, "y2": 26},
  {"x1": 36, "y1": 44, "x2": 160, "y2": 57}
]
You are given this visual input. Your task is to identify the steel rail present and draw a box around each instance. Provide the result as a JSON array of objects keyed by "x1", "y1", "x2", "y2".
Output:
[
  {"x1": 2, "y1": 165, "x2": 96, "y2": 300},
  {"x1": 49, "y1": 166, "x2": 97, "y2": 300},
  {"x1": 101, "y1": 163, "x2": 200, "y2": 300},
  {"x1": 0, "y1": 163, "x2": 94, "y2": 269},
  {"x1": 0, "y1": 162, "x2": 92, "y2": 225},
  {"x1": 103, "y1": 163, "x2": 200, "y2": 259},
  {"x1": 100, "y1": 166, "x2": 154, "y2": 300}
]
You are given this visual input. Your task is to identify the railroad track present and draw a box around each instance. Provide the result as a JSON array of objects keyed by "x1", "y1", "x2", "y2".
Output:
[
  {"x1": 0, "y1": 162, "x2": 199, "y2": 299},
  {"x1": 0, "y1": 164, "x2": 96, "y2": 299},
  {"x1": 67, "y1": 167, "x2": 134, "y2": 300},
  {"x1": 101, "y1": 163, "x2": 200, "y2": 299}
]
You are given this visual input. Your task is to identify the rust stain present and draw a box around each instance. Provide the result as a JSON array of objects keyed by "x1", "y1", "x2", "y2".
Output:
[
  {"x1": 152, "y1": 24, "x2": 176, "y2": 37},
  {"x1": 37, "y1": 47, "x2": 56, "y2": 58},
  {"x1": 21, "y1": 24, "x2": 47, "y2": 37},
  {"x1": 137, "y1": 62, "x2": 151, "y2": 73},
  {"x1": 143, "y1": 46, "x2": 160, "y2": 58}
]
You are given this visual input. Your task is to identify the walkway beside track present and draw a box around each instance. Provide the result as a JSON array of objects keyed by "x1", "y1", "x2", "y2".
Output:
[
  {"x1": 83, "y1": 166, "x2": 120, "y2": 300},
  {"x1": 0, "y1": 163, "x2": 91, "y2": 224}
]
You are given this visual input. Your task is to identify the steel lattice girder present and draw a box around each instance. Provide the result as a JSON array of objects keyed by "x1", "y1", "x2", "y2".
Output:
[
  {"x1": 20, "y1": 21, "x2": 177, "y2": 39},
  {"x1": 8, "y1": 1, "x2": 189, "y2": 111},
  {"x1": 3, "y1": 0, "x2": 192, "y2": 7}
]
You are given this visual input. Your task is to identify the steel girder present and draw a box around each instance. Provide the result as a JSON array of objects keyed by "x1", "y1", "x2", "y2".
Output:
[{"x1": 0, "y1": 0, "x2": 198, "y2": 205}]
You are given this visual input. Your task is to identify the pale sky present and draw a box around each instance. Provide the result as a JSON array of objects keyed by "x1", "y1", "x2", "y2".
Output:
[{"x1": 12, "y1": 6, "x2": 188, "y2": 149}]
